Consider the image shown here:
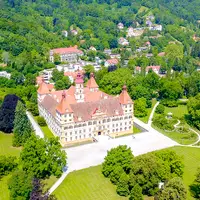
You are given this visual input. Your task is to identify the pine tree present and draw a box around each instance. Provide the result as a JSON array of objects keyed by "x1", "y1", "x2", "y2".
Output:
[
  {"x1": 13, "y1": 101, "x2": 32, "y2": 146},
  {"x1": 129, "y1": 184, "x2": 143, "y2": 200}
]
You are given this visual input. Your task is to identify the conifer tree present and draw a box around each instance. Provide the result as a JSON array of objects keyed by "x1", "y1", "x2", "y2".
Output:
[{"x1": 13, "y1": 101, "x2": 32, "y2": 146}]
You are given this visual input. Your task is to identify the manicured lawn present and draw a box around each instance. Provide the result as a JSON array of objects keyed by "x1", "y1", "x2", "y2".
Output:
[
  {"x1": 54, "y1": 166, "x2": 128, "y2": 200},
  {"x1": 133, "y1": 126, "x2": 142, "y2": 134},
  {"x1": 0, "y1": 132, "x2": 21, "y2": 157},
  {"x1": 54, "y1": 146, "x2": 200, "y2": 200},
  {"x1": 138, "y1": 99, "x2": 157, "y2": 123},
  {"x1": 40, "y1": 126, "x2": 54, "y2": 138},
  {"x1": 34, "y1": 116, "x2": 54, "y2": 138},
  {"x1": 152, "y1": 125, "x2": 198, "y2": 145},
  {"x1": 171, "y1": 146, "x2": 200, "y2": 200},
  {"x1": 0, "y1": 132, "x2": 22, "y2": 200},
  {"x1": 164, "y1": 105, "x2": 188, "y2": 118}
]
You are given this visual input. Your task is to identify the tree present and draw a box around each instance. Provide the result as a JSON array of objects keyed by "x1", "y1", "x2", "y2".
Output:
[
  {"x1": 13, "y1": 101, "x2": 33, "y2": 146},
  {"x1": 0, "y1": 156, "x2": 17, "y2": 178},
  {"x1": 102, "y1": 145, "x2": 133, "y2": 180},
  {"x1": 99, "y1": 68, "x2": 133, "y2": 95},
  {"x1": 0, "y1": 94, "x2": 19, "y2": 133},
  {"x1": 155, "y1": 104, "x2": 165, "y2": 114},
  {"x1": 53, "y1": 54, "x2": 61, "y2": 64},
  {"x1": 11, "y1": 71, "x2": 24, "y2": 85},
  {"x1": 37, "y1": 116, "x2": 46, "y2": 126},
  {"x1": 130, "y1": 153, "x2": 171, "y2": 196},
  {"x1": 54, "y1": 80, "x2": 66, "y2": 90},
  {"x1": 134, "y1": 98, "x2": 147, "y2": 117},
  {"x1": 8, "y1": 170, "x2": 33, "y2": 200},
  {"x1": 165, "y1": 44, "x2": 184, "y2": 67},
  {"x1": 144, "y1": 71, "x2": 160, "y2": 90},
  {"x1": 84, "y1": 65, "x2": 95, "y2": 78},
  {"x1": 52, "y1": 69, "x2": 63, "y2": 82},
  {"x1": 20, "y1": 136, "x2": 67, "y2": 178},
  {"x1": 159, "y1": 80, "x2": 183, "y2": 100},
  {"x1": 187, "y1": 94, "x2": 200, "y2": 130},
  {"x1": 154, "y1": 150, "x2": 184, "y2": 178},
  {"x1": 157, "y1": 177, "x2": 187, "y2": 200},
  {"x1": 190, "y1": 168, "x2": 200, "y2": 198},
  {"x1": 129, "y1": 184, "x2": 143, "y2": 200},
  {"x1": 30, "y1": 178, "x2": 57, "y2": 200},
  {"x1": 116, "y1": 172, "x2": 130, "y2": 196}
]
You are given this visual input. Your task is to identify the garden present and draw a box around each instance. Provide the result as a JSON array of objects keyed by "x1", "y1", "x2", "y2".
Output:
[{"x1": 152, "y1": 103, "x2": 199, "y2": 145}]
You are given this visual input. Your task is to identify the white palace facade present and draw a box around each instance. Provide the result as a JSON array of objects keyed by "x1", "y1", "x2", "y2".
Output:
[{"x1": 37, "y1": 72, "x2": 134, "y2": 145}]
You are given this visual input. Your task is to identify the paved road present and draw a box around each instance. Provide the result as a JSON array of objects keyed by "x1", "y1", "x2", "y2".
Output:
[{"x1": 26, "y1": 111, "x2": 44, "y2": 138}]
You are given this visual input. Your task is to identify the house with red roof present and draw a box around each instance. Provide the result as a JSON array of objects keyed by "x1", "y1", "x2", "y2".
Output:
[
  {"x1": 135, "y1": 66, "x2": 161, "y2": 75},
  {"x1": 104, "y1": 58, "x2": 119, "y2": 67},
  {"x1": 37, "y1": 72, "x2": 133, "y2": 146},
  {"x1": 49, "y1": 46, "x2": 83, "y2": 63}
]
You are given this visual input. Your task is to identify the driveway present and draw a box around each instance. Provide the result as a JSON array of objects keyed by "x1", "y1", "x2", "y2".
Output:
[{"x1": 65, "y1": 128, "x2": 178, "y2": 172}]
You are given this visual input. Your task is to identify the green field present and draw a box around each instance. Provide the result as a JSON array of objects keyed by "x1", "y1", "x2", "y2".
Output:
[
  {"x1": 54, "y1": 146, "x2": 200, "y2": 200},
  {"x1": 54, "y1": 166, "x2": 127, "y2": 200},
  {"x1": 170, "y1": 146, "x2": 200, "y2": 200},
  {"x1": 164, "y1": 105, "x2": 188, "y2": 118},
  {"x1": 138, "y1": 99, "x2": 157, "y2": 123},
  {"x1": 0, "y1": 132, "x2": 21, "y2": 200}
]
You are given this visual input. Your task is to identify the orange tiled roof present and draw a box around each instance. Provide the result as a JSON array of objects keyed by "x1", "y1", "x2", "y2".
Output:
[
  {"x1": 56, "y1": 91, "x2": 73, "y2": 114},
  {"x1": 51, "y1": 46, "x2": 83, "y2": 55},
  {"x1": 37, "y1": 81, "x2": 50, "y2": 95},
  {"x1": 86, "y1": 73, "x2": 98, "y2": 88},
  {"x1": 119, "y1": 85, "x2": 132, "y2": 105}
]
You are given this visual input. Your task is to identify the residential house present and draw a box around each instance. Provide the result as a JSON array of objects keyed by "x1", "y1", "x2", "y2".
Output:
[
  {"x1": 0, "y1": 71, "x2": 11, "y2": 79},
  {"x1": 105, "y1": 58, "x2": 119, "y2": 67}
]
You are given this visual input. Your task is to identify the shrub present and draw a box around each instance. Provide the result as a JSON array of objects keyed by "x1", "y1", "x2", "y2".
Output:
[
  {"x1": 146, "y1": 99, "x2": 152, "y2": 108},
  {"x1": 155, "y1": 104, "x2": 165, "y2": 114},
  {"x1": 37, "y1": 116, "x2": 46, "y2": 126},
  {"x1": 161, "y1": 99, "x2": 178, "y2": 107}
]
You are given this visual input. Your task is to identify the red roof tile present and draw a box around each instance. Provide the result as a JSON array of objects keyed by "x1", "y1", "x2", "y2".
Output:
[
  {"x1": 106, "y1": 58, "x2": 119, "y2": 65},
  {"x1": 51, "y1": 46, "x2": 83, "y2": 55},
  {"x1": 119, "y1": 85, "x2": 132, "y2": 105},
  {"x1": 86, "y1": 73, "x2": 98, "y2": 89},
  {"x1": 56, "y1": 91, "x2": 73, "y2": 114},
  {"x1": 37, "y1": 81, "x2": 50, "y2": 95}
]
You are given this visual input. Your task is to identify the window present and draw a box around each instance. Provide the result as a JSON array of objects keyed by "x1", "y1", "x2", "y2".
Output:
[
  {"x1": 84, "y1": 135, "x2": 86, "y2": 138},
  {"x1": 70, "y1": 137, "x2": 72, "y2": 141},
  {"x1": 70, "y1": 132, "x2": 72, "y2": 135},
  {"x1": 89, "y1": 134, "x2": 91, "y2": 137},
  {"x1": 65, "y1": 138, "x2": 67, "y2": 141},
  {"x1": 75, "y1": 136, "x2": 77, "y2": 140},
  {"x1": 79, "y1": 130, "x2": 81, "y2": 133},
  {"x1": 129, "y1": 121, "x2": 131, "y2": 124},
  {"x1": 79, "y1": 135, "x2": 81, "y2": 139}
]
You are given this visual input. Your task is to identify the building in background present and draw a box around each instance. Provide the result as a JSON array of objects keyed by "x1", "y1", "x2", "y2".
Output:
[{"x1": 49, "y1": 46, "x2": 83, "y2": 63}]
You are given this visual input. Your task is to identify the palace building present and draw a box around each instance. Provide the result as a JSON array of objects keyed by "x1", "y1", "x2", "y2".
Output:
[{"x1": 37, "y1": 72, "x2": 134, "y2": 145}]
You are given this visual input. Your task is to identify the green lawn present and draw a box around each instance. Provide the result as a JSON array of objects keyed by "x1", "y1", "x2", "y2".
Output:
[
  {"x1": 54, "y1": 146, "x2": 200, "y2": 200},
  {"x1": 54, "y1": 166, "x2": 127, "y2": 200},
  {"x1": 40, "y1": 126, "x2": 54, "y2": 138},
  {"x1": 138, "y1": 99, "x2": 157, "y2": 123},
  {"x1": 0, "y1": 132, "x2": 21, "y2": 200},
  {"x1": 164, "y1": 105, "x2": 188, "y2": 118},
  {"x1": 34, "y1": 116, "x2": 54, "y2": 138},
  {"x1": 153, "y1": 125, "x2": 198, "y2": 145},
  {"x1": 133, "y1": 126, "x2": 142, "y2": 134},
  {"x1": 0, "y1": 132, "x2": 21, "y2": 157},
  {"x1": 171, "y1": 146, "x2": 200, "y2": 200}
]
